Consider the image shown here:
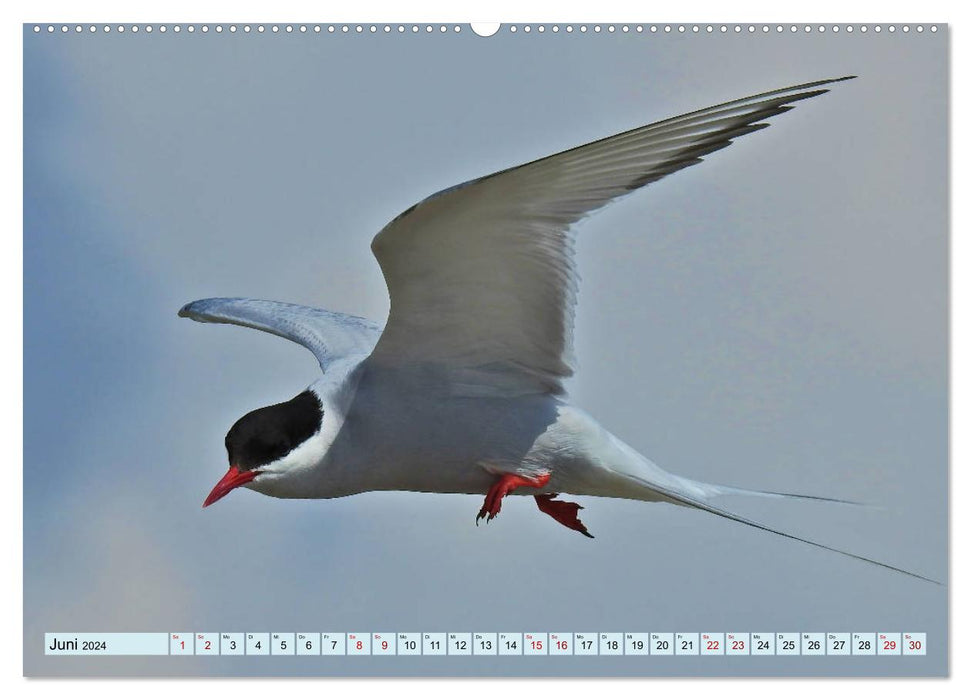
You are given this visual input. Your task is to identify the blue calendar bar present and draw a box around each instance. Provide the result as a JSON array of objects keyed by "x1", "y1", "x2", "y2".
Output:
[{"x1": 44, "y1": 632, "x2": 928, "y2": 656}]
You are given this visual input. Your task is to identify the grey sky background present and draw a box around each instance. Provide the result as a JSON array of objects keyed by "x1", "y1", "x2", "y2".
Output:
[{"x1": 24, "y1": 25, "x2": 947, "y2": 676}]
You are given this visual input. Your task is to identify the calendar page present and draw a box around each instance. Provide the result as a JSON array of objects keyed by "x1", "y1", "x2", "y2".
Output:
[{"x1": 23, "y1": 21, "x2": 948, "y2": 677}]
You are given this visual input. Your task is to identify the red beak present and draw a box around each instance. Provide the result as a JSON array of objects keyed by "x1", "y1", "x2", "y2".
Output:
[{"x1": 203, "y1": 466, "x2": 258, "y2": 508}]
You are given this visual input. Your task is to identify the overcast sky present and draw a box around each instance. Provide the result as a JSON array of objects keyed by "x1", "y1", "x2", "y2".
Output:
[{"x1": 24, "y1": 24, "x2": 947, "y2": 676}]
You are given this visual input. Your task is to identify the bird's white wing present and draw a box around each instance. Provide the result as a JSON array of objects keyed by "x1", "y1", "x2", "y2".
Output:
[
  {"x1": 369, "y1": 77, "x2": 853, "y2": 396},
  {"x1": 179, "y1": 297, "x2": 383, "y2": 372}
]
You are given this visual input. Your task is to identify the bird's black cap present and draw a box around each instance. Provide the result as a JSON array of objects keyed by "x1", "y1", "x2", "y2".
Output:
[{"x1": 225, "y1": 391, "x2": 323, "y2": 471}]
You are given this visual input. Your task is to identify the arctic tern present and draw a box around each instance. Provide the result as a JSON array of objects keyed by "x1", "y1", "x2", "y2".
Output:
[{"x1": 180, "y1": 76, "x2": 937, "y2": 583}]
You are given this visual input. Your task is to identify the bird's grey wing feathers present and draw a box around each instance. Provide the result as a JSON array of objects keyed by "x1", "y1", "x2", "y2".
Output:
[
  {"x1": 179, "y1": 297, "x2": 383, "y2": 372},
  {"x1": 369, "y1": 77, "x2": 854, "y2": 396}
]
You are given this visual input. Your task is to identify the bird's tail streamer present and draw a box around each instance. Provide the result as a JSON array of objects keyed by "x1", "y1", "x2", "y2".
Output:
[
  {"x1": 702, "y1": 481, "x2": 867, "y2": 505},
  {"x1": 636, "y1": 477, "x2": 940, "y2": 585}
]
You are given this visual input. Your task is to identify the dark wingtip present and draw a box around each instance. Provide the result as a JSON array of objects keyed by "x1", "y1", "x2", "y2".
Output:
[{"x1": 813, "y1": 76, "x2": 856, "y2": 86}]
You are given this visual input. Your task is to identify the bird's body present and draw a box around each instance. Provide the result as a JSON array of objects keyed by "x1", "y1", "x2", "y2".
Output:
[
  {"x1": 181, "y1": 76, "x2": 938, "y2": 582},
  {"x1": 253, "y1": 363, "x2": 698, "y2": 504}
]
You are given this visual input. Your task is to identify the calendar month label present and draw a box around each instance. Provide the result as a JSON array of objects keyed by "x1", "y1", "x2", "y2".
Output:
[{"x1": 45, "y1": 634, "x2": 168, "y2": 656}]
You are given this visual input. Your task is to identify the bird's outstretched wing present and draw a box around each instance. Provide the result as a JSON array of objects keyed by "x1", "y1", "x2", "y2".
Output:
[
  {"x1": 369, "y1": 77, "x2": 854, "y2": 396},
  {"x1": 178, "y1": 298, "x2": 383, "y2": 372}
]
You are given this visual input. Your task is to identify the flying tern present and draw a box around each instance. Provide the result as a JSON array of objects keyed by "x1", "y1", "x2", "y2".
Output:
[{"x1": 180, "y1": 76, "x2": 937, "y2": 583}]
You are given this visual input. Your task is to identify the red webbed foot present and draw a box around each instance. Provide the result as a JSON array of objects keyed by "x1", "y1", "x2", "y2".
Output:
[
  {"x1": 476, "y1": 471, "x2": 551, "y2": 524},
  {"x1": 534, "y1": 494, "x2": 594, "y2": 538}
]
